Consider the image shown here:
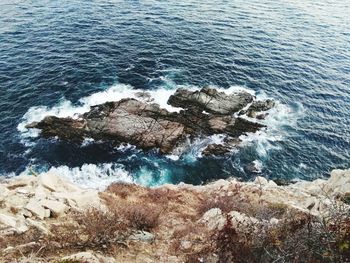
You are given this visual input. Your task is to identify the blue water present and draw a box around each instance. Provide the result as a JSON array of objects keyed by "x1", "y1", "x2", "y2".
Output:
[{"x1": 0, "y1": 0, "x2": 349, "y2": 186}]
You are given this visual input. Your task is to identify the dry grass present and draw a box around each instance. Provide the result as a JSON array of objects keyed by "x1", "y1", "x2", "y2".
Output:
[{"x1": 1, "y1": 182, "x2": 349, "y2": 263}]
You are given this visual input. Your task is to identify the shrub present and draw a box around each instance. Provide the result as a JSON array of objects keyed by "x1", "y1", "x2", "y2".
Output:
[
  {"x1": 211, "y1": 205, "x2": 350, "y2": 263},
  {"x1": 124, "y1": 203, "x2": 161, "y2": 231},
  {"x1": 106, "y1": 182, "x2": 141, "y2": 199},
  {"x1": 49, "y1": 208, "x2": 129, "y2": 251}
]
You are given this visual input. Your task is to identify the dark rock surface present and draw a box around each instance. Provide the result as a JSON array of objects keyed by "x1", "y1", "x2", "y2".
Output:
[
  {"x1": 26, "y1": 88, "x2": 273, "y2": 155},
  {"x1": 168, "y1": 87, "x2": 254, "y2": 115}
]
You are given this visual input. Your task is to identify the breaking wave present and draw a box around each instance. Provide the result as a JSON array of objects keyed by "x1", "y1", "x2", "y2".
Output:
[{"x1": 15, "y1": 83, "x2": 303, "y2": 187}]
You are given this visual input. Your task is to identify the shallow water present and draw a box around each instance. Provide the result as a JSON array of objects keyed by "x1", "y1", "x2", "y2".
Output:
[{"x1": 0, "y1": 0, "x2": 349, "y2": 187}]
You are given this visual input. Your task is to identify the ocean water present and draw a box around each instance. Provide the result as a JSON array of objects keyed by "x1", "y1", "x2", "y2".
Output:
[{"x1": 0, "y1": 0, "x2": 349, "y2": 188}]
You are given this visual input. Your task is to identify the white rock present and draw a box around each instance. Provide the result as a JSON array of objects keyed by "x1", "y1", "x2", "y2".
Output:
[
  {"x1": 181, "y1": 240, "x2": 192, "y2": 250},
  {"x1": 269, "y1": 218, "x2": 279, "y2": 225},
  {"x1": 200, "y1": 208, "x2": 226, "y2": 230},
  {"x1": 0, "y1": 213, "x2": 28, "y2": 233},
  {"x1": 266, "y1": 180, "x2": 278, "y2": 188},
  {"x1": 34, "y1": 185, "x2": 51, "y2": 199},
  {"x1": 39, "y1": 199, "x2": 68, "y2": 216},
  {"x1": 0, "y1": 184, "x2": 10, "y2": 198},
  {"x1": 0, "y1": 214, "x2": 17, "y2": 228},
  {"x1": 25, "y1": 200, "x2": 50, "y2": 219},
  {"x1": 53, "y1": 190, "x2": 101, "y2": 209},
  {"x1": 39, "y1": 173, "x2": 79, "y2": 192},
  {"x1": 229, "y1": 211, "x2": 259, "y2": 227},
  {"x1": 325, "y1": 169, "x2": 350, "y2": 196},
  {"x1": 7, "y1": 175, "x2": 36, "y2": 189},
  {"x1": 254, "y1": 176, "x2": 268, "y2": 186}
]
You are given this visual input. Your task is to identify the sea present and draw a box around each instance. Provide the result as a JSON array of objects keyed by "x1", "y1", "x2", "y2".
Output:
[{"x1": 0, "y1": 0, "x2": 349, "y2": 188}]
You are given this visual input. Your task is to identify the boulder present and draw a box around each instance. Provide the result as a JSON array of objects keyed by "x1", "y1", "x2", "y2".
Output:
[
  {"x1": 25, "y1": 200, "x2": 50, "y2": 219},
  {"x1": 39, "y1": 173, "x2": 79, "y2": 193},
  {"x1": 324, "y1": 169, "x2": 350, "y2": 196},
  {"x1": 200, "y1": 208, "x2": 226, "y2": 230},
  {"x1": 202, "y1": 144, "x2": 231, "y2": 156},
  {"x1": 168, "y1": 87, "x2": 254, "y2": 115},
  {"x1": 245, "y1": 99, "x2": 275, "y2": 118},
  {"x1": 39, "y1": 199, "x2": 68, "y2": 216},
  {"x1": 0, "y1": 213, "x2": 28, "y2": 233}
]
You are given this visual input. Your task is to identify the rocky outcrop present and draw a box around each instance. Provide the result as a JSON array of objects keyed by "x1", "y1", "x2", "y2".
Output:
[
  {"x1": 0, "y1": 173, "x2": 102, "y2": 236},
  {"x1": 167, "y1": 88, "x2": 254, "y2": 115},
  {"x1": 26, "y1": 88, "x2": 270, "y2": 154},
  {"x1": 0, "y1": 168, "x2": 349, "y2": 262}
]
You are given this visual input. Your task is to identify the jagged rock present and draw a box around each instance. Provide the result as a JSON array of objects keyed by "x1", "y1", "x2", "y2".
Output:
[
  {"x1": 168, "y1": 87, "x2": 254, "y2": 115},
  {"x1": 202, "y1": 144, "x2": 231, "y2": 156},
  {"x1": 39, "y1": 199, "x2": 68, "y2": 216},
  {"x1": 26, "y1": 88, "x2": 269, "y2": 155},
  {"x1": 52, "y1": 190, "x2": 101, "y2": 209},
  {"x1": 25, "y1": 200, "x2": 50, "y2": 219},
  {"x1": 229, "y1": 211, "x2": 260, "y2": 227},
  {"x1": 200, "y1": 208, "x2": 226, "y2": 230},
  {"x1": 39, "y1": 173, "x2": 80, "y2": 192},
  {"x1": 6, "y1": 175, "x2": 35, "y2": 190},
  {"x1": 324, "y1": 169, "x2": 350, "y2": 196},
  {"x1": 0, "y1": 213, "x2": 28, "y2": 233},
  {"x1": 245, "y1": 99, "x2": 275, "y2": 118}
]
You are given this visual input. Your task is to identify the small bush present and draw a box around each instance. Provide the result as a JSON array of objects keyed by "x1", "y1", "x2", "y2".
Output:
[
  {"x1": 124, "y1": 203, "x2": 161, "y2": 231},
  {"x1": 210, "y1": 206, "x2": 350, "y2": 263},
  {"x1": 106, "y1": 182, "x2": 141, "y2": 199}
]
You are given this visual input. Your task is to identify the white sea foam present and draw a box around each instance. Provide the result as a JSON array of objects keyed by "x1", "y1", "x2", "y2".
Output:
[
  {"x1": 40, "y1": 163, "x2": 133, "y2": 190},
  {"x1": 17, "y1": 83, "x2": 259, "y2": 140},
  {"x1": 239, "y1": 96, "x2": 304, "y2": 158},
  {"x1": 17, "y1": 83, "x2": 303, "y2": 181}
]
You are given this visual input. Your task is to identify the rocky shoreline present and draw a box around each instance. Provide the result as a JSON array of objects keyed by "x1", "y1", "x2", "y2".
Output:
[
  {"x1": 25, "y1": 87, "x2": 274, "y2": 155},
  {"x1": 0, "y1": 169, "x2": 349, "y2": 262}
]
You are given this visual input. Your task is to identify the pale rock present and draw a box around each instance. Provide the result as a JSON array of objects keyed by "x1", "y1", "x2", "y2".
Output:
[
  {"x1": 200, "y1": 208, "x2": 226, "y2": 230},
  {"x1": 53, "y1": 190, "x2": 101, "y2": 209},
  {"x1": 39, "y1": 173, "x2": 79, "y2": 192},
  {"x1": 61, "y1": 252, "x2": 116, "y2": 263},
  {"x1": 293, "y1": 179, "x2": 326, "y2": 196},
  {"x1": 266, "y1": 180, "x2": 278, "y2": 188},
  {"x1": 7, "y1": 175, "x2": 36, "y2": 189},
  {"x1": 34, "y1": 185, "x2": 51, "y2": 199},
  {"x1": 325, "y1": 169, "x2": 350, "y2": 196},
  {"x1": 181, "y1": 240, "x2": 192, "y2": 250},
  {"x1": 25, "y1": 200, "x2": 50, "y2": 219},
  {"x1": 269, "y1": 218, "x2": 279, "y2": 225},
  {"x1": 16, "y1": 188, "x2": 31, "y2": 196},
  {"x1": 39, "y1": 199, "x2": 68, "y2": 216},
  {"x1": 229, "y1": 211, "x2": 259, "y2": 227},
  {"x1": 0, "y1": 213, "x2": 17, "y2": 228},
  {"x1": 129, "y1": 230, "x2": 155, "y2": 242},
  {"x1": 22, "y1": 210, "x2": 33, "y2": 218},
  {"x1": 254, "y1": 176, "x2": 268, "y2": 186},
  {"x1": 0, "y1": 184, "x2": 10, "y2": 198},
  {"x1": 0, "y1": 213, "x2": 28, "y2": 233},
  {"x1": 167, "y1": 256, "x2": 180, "y2": 263},
  {"x1": 26, "y1": 218, "x2": 49, "y2": 234},
  {"x1": 304, "y1": 197, "x2": 316, "y2": 210},
  {"x1": 3, "y1": 242, "x2": 36, "y2": 254}
]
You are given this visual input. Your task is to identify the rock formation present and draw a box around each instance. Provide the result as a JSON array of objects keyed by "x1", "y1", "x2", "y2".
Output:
[{"x1": 26, "y1": 88, "x2": 274, "y2": 154}]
